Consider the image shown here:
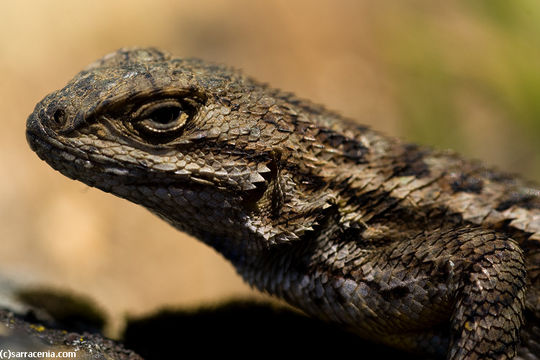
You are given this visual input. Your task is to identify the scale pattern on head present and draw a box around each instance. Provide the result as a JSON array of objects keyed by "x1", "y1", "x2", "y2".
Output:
[{"x1": 26, "y1": 48, "x2": 359, "y2": 256}]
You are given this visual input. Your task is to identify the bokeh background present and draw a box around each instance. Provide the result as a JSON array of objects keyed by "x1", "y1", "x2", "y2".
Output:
[{"x1": 1, "y1": 0, "x2": 539, "y2": 335}]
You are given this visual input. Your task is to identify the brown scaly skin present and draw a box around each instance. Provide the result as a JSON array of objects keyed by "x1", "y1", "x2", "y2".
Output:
[{"x1": 26, "y1": 48, "x2": 540, "y2": 359}]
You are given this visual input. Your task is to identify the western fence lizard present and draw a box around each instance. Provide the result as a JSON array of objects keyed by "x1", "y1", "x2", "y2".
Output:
[{"x1": 26, "y1": 48, "x2": 540, "y2": 359}]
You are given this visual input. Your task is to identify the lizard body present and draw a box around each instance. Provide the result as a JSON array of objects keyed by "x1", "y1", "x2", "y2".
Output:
[{"x1": 26, "y1": 48, "x2": 540, "y2": 359}]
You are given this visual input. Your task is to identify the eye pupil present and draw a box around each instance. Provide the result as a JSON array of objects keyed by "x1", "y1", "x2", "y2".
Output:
[
  {"x1": 130, "y1": 98, "x2": 198, "y2": 143},
  {"x1": 149, "y1": 105, "x2": 181, "y2": 125}
]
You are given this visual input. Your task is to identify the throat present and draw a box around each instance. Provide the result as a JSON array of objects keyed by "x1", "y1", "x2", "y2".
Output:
[{"x1": 233, "y1": 240, "x2": 305, "y2": 297}]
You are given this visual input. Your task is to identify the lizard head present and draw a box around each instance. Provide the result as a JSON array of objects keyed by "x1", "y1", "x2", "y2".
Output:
[{"x1": 26, "y1": 48, "x2": 350, "y2": 259}]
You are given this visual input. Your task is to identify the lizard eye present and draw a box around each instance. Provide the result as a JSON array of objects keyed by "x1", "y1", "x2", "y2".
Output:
[{"x1": 130, "y1": 98, "x2": 197, "y2": 142}]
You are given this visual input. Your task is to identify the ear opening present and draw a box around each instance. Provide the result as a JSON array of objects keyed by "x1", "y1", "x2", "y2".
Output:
[{"x1": 241, "y1": 156, "x2": 282, "y2": 218}]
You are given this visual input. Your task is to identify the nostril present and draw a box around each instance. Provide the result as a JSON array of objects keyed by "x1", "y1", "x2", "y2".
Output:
[{"x1": 51, "y1": 108, "x2": 66, "y2": 128}]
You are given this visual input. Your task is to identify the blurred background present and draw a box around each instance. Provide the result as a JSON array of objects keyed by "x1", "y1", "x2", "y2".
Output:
[{"x1": 1, "y1": 0, "x2": 539, "y2": 336}]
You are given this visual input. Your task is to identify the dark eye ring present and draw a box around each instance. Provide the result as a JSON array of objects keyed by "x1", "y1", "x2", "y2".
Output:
[{"x1": 131, "y1": 98, "x2": 197, "y2": 140}]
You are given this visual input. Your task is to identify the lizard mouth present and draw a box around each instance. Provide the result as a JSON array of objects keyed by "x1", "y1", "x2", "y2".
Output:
[
  {"x1": 27, "y1": 109, "x2": 137, "y2": 192},
  {"x1": 26, "y1": 128, "x2": 114, "y2": 192},
  {"x1": 27, "y1": 110, "x2": 57, "y2": 153}
]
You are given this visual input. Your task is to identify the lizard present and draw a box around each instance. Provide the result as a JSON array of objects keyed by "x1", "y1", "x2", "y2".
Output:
[{"x1": 26, "y1": 48, "x2": 540, "y2": 359}]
